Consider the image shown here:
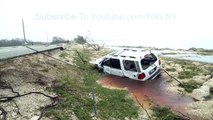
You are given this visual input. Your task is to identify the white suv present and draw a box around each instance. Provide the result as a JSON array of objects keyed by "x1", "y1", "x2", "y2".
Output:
[{"x1": 92, "y1": 49, "x2": 161, "y2": 81}]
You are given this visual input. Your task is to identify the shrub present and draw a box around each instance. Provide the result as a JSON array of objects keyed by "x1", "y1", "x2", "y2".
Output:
[
  {"x1": 204, "y1": 87, "x2": 213, "y2": 100},
  {"x1": 165, "y1": 68, "x2": 176, "y2": 72},
  {"x1": 210, "y1": 87, "x2": 213, "y2": 95},
  {"x1": 178, "y1": 70, "x2": 196, "y2": 79},
  {"x1": 178, "y1": 80, "x2": 202, "y2": 93},
  {"x1": 59, "y1": 52, "x2": 68, "y2": 58},
  {"x1": 152, "y1": 106, "x2": 180, "y2": 120}
]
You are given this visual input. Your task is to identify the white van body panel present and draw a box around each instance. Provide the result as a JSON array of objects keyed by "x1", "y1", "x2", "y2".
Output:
[
  {"x1": 123, "y1": 70, "x2": 138, "y2": 79},
  {"x1": 92, "y1": 49, "x2": 162, "y2": 81},
  {"x1": 104, "y1": 67, "x2": 124, "y2": 77}
]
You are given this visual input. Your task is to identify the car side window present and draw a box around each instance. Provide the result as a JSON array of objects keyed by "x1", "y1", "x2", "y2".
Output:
[
  {"x1": 102, "y1": 58, "x2": 121, "y2": 69},
  {"x1": 110, "y1": 58, "x2": 121, "y2": 69},
  {"x1": 101, "y1": 58, "x2": 109, "y2": 67},
  {"x1": 123, "y1": 60, "x2": 137, "y2": 72},
  {"x1": 102, "y1": 59, "x2": 110, "y2": 67}
]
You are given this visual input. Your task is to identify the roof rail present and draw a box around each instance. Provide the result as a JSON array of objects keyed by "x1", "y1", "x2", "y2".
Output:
[
  {"x1": 129, "y1": 56, "x2": 136, "y2": 59},
  {"x1": 112, "y1": 55, "x2": 118, "y2": 57},
  {"x1": 123, "y1": 48, "x2": 129, "y2": 51}
]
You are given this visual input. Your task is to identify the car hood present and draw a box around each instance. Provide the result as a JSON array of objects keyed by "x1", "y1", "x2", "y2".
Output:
[{"x1": 89, "y1": 56, "x2": 105, "y2": 65}]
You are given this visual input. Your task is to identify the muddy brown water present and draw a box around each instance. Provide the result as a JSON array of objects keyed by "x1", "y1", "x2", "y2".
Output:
[{"x1": 98, "y1": 73, "x2": 203, "y2": 120}]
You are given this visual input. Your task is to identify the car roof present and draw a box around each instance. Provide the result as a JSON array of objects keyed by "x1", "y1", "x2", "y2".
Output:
[{"x1": 107, "y1": 49, "x2": 151, "y2": 60}]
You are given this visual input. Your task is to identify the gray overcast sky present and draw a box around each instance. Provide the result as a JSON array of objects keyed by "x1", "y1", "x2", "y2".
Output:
[{"x1": 0, "y1": 0, "x2": 212, "y2": 49}]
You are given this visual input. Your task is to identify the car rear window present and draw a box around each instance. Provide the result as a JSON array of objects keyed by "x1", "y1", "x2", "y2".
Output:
[
  {"x1": 123, "y1": 60, "x2": 137, "y2": 72},
  {"x1": 140, "y1": 53, "x2": 157, "y2": 70}
]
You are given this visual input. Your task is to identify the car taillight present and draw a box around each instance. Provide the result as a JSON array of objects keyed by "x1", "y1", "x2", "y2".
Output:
[
  {"x1": 159, "y1": 59, "x2": 161, "y2": 65},
  {"x1": 138, "y1": 73, "x2": 146, "y2": 79}
]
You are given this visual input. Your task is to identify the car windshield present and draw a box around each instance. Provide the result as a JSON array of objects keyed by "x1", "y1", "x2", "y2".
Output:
[{"x1": 140, "y1": 53, "x2": 157, "y2": 70}]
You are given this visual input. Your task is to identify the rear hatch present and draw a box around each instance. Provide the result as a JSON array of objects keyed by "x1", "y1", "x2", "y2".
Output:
[{"x1": 140, "y1": 53, "x2": 158, "y2": 76}]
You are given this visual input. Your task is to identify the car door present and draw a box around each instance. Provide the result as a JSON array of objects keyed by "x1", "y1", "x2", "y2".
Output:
[
  {"x1": 122, "y1": 60, "x2": 140, "y2": 79},
  {"x1": 103, "y1": 58, "x2": 124, "y2": 77},
  {"x1": 102, "y1": 58, "x2": 111, "y2": 73}
]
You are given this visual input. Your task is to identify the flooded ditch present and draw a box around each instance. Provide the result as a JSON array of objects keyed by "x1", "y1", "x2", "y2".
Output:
[{"x1": 98, "y1": 73, "x2": 203, "y2": 119}]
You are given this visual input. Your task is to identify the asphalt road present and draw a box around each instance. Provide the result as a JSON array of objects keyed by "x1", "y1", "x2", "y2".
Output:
[{"x1": 0, "y1": 45, "x2": 61, "y2": 60}]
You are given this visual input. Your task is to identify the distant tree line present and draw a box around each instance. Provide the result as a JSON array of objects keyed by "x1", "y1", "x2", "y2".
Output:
[
  {"x1": 51, "y1": 36, "x2": 69, "y2": 44},
  {"x1": 0, "y1": 35, "x2": 100, "y2": 47},
  {"x1": 0, "y1": 38, "x2": 26, "y2": 47},
  {"x1": 51, "y1": 35, "x2": 87, "y2": 44},
  {"x1": 0, "y1": 37, "x2": 69, "y2": 47},
  {"x1": 74, "y1": 35, "x2": 87, "y2": 44},
  {"x1": 188, "y1": 47, "x2": 213, "y2": 52},
  {"x1": 0, "y1": 38, "x2": 49, "y2": 47}
]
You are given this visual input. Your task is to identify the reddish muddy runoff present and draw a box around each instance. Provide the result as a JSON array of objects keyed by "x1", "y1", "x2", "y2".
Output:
[{"x1": 98, "y1": 73, "x2": 202, "y2": 119}]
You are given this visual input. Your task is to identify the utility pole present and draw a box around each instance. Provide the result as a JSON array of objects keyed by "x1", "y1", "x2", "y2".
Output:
[{"x1": 22, "y1": 19, "x2": 26, "y2": 41}]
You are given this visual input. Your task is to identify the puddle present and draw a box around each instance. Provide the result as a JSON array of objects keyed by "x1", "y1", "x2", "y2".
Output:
[{"x1": 98, "y1": 74, "x2": 202, "y2": 119}]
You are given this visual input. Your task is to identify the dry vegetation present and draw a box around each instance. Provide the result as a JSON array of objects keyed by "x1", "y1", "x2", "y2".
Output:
[{"x1": 162, "y1": 57, "x2": 213, "y2": 119}]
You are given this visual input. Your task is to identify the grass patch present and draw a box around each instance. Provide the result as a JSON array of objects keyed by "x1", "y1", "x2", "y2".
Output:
[
  {"x1": 178, "y1": 80, "x2": 202, "y2": 93},
  {"x1": 165, "y1": 68, "x2": 176, "y2": 72},
  {"x1": 177, "y1": 70, "x2": 197, "y2": 79},
  {"x1": 41, "y1": 68, "x2": 49, "y2": 72},
  {"x1": 204, "y1": 66, "x2": 213, "y2": 76},
  {"x1": 175, "y1": 59, "x2": 202, "y2": 79},
  {"x1": 174, "y1": 60, "x2": 188, "y2": 66},
  {"x1": 210, "y1": 87, "x2": 213, "y2": 95},
  {"x1": 185, "y1": 65, "x2": 202, "y2": 72},
  {"x1": 152, "y1": 106, "x2": 182, "y2": 120},
  {"x1": 59, "y1": 52, "x2": 68, "y2": 58},
  {"x1": 204, "y1": 87, "x2": 213, "y2": 100},
  {"x1": 164, "y1": 58, "x2": 207, "y2": 78},
  {"x1": 46, "y1": 48, "x2": 139, "y2": 119},
  {"x1": 162, "y1": 57, "x2": 188, "y2": 68},
  {"x1": 204, "y1": 95, "x2": 213, "y2": 100}
]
